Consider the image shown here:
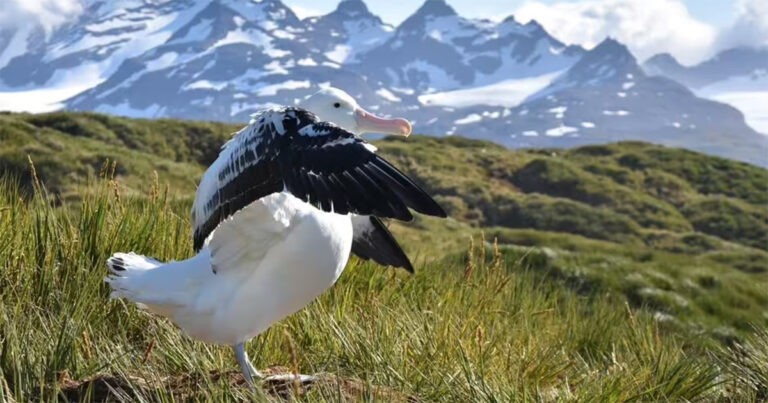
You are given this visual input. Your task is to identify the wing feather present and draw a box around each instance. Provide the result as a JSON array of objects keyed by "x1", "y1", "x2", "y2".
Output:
[
  {"x1": 351, "y1": 216, "x2": 413, "y2": 272},
  {"x1": 192, "y1": 107, "x2": 446, "y2": 251}
]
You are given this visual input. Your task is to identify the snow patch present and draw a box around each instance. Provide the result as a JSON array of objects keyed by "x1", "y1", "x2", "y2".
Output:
[
  {"x1": 545, "y1": 125, "x2": 578, "y2": 137},
  {"x1": 0, "y1": 65, "x2": 104, "y2": 111},
  {"x1": 0, "y1": 26, "x2": 32, "y2": 71},
  {"x1": 264, "y1": 48, "x2": 291, "y2": 58},
  {"x1": 697, "y1": 74, "x2": 768, "y2": 134},
  {"x1": 95, "y1": 102, "x2": 166, "y2": 119},
  {"x1": 297, "y1": 58, "x2": 317, "y2": 66},
  {"x1": 403, "y1": 60, "x2": 459, "y2": 90},
  {"x1": 391, "y1": 87, "x2": 415, "y2": 95},
  {"x1": 376, "y1": 88, "x2": 401, "y2": 102},
  {"x1": 231, "y1": 101, "x2": 281, "y2": 117},
  {"x1": 548, "y1": 106, "x2": 567, "y2": 118},
  {"x1": 603, "y1": 110, "x2": 630, "y2": 116},
  {"x1": 0, "y1": 83, "x2": 98, "y2": 113},
  {"x1": 455, "y1": 113, "x2": 483, "y2": 125},
  {"x1": 418, "y1": 72, "x2": 561, "y2": 108},
  {"x1": 264, "y1": 61, "x2": 288, "y2": 75},
  {"x1": 145, "y1": 52, "x2": 178, "y2": 72},
  {"x1": 185, "y1": 80, "x2": 227, "y2": 91},
  {"x1": 325, "y1": 45, "x2": 351, "y2": 64},
  {"x1": 256, "y1": 80, "x2": 311, "y2": 96}
]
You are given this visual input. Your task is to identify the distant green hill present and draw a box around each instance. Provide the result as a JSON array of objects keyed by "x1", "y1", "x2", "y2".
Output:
[
  {"x1": 1, "y1": 110, "x2": 766, "y2": 340},
  {"x1": 0, "y1": 111, "x2": 233, "y2": 198}
]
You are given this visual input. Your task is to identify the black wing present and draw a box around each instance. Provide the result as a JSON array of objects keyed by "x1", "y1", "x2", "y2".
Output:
[
  {"x1": 351, "y1": 215, "x2": 413, "y2": 273},
  {"x1": 192, "y1": 107, "x2": 446, "y2": 251}
]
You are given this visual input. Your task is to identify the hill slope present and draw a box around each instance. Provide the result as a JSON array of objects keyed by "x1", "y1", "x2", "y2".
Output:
[{"x1": 1, "y1": 110, "x2": 766, "y2": 339}]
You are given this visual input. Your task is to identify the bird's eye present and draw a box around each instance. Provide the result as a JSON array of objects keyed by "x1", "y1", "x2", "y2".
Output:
[{"x1": 333, "y1": 102, "x2": 341, "y2": 108}]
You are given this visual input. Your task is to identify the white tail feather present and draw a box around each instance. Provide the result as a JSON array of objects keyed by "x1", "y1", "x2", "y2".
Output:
[
  {"x1": 105, "y1": 252, "x2": 163, "y2": 303},
  {"x1": 105, "y1": 251, "x2": 208, "y2": 317},
  {"x1": 107, "y1": 252, "x2": 161, "y2": 274}
]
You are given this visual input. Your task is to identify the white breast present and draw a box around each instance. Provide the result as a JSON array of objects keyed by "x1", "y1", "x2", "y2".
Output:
[{"x1": 173, "y1": 193, "x2": 354, "y2": 344}]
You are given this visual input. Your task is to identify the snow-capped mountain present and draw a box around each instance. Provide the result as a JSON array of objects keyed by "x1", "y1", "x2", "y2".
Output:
[
  {"x1": 644, "y1": 47, "x2": 768, "y2": 134},
  {"x1": 644, "y1": 47, "x2": 768, "y2": 89},
  {"x1": 353, "y1": 0, "x2": 583, "y2": 92},
  {"x1": 301, "y1": 0, "x2": 394, "y2": 64},
  {"x1": 0, "y1": 0, "x2": 209, "y2": 89},
  {"x1": 436, "y1": 39, "x2": 766, "y2": 166},
  {"x1": 67, "y1": 0, "x2": 330, "y2": 118},
  {"x1": 0, "y1": 0, "x2": 765, "y2": 165}
]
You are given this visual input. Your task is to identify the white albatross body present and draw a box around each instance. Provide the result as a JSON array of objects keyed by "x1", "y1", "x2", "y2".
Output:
[
  {"x1": 111, "y1": 192, "x2": 352, "y2": 345},
  {"x1": 105, "y1": 87, "x2": 446, "y2": 385}
]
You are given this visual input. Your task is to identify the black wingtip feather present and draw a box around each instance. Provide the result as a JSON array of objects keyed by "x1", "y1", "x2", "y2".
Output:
[
  {"x1": 369, "y1": 158, "x2": 447, "y2": 218},
  {"x1": 352, "y1": 216, "x2": 414, "y2": 273},
  {"x1": 108, "y1": 257, "x2": 126, "y2": 272}
]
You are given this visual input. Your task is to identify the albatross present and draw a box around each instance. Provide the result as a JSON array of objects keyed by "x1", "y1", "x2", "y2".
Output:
[{"x1": 105, "y1": 87, "x2": 446, "y2": 385}]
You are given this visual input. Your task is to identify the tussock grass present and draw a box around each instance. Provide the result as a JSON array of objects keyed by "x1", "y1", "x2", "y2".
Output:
[{"x1": 0, "y1": 177, "x2": 757, "y2": 401}]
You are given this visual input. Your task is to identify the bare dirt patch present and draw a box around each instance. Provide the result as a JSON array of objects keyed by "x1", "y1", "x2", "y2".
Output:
[{"x1": 57, "y1": 367, "x2": 419, "y2": 402}]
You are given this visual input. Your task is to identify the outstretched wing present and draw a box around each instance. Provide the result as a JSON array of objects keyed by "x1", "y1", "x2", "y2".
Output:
[{"x1": 192, "y1": 107, "x2": 445, "y2": 251}]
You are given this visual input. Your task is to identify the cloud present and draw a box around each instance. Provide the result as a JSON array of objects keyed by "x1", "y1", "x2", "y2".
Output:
[
  {"x1": 715, "y1": 0, "x2": 768, "y2": 51},
  {"x1": 0, "y1": 0, "x2": 84, "y2": 33},
  {"x1": 287, "y1": 5, "x2": 324, "y2": 20},
  {"x1": 513, "y1": 0, "x2": 717, "y2": 65}
]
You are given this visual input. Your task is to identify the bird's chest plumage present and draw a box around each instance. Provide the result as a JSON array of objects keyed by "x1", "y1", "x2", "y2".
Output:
[{"x1": 185, "y1": 193, "x2": 354, "y2": 344}]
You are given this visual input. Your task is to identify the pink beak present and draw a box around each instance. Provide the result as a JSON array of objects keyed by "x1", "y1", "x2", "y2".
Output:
[{"x1": 354, "y1": 107, "x2": 412, "y2": 136}]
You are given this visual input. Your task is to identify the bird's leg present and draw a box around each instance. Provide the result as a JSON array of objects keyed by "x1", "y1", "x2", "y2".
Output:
[
  {"x1": 233, "y1": 342, "x2": 263, "y2": 385},
  {"x1": 234, "y1": 342, "x2": 317, "y2": 395}
]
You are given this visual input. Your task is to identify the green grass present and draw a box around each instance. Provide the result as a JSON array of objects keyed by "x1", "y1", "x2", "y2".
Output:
[{"x1": 1, "y1": 178, "x2": 763, "y2": 401}]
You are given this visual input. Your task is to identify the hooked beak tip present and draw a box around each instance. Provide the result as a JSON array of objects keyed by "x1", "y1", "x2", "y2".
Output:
[
  {"x1": 399, "y1": 119, "x2": 412, "y2": 137},
  {"x1": 355, "y1": 108, "x2": 412, "y2": 137}
]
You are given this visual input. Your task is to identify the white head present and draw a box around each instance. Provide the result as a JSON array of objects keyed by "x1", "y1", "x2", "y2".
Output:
[{"x1": 300, "y1": 87, "x2": 412, "y2": 136}]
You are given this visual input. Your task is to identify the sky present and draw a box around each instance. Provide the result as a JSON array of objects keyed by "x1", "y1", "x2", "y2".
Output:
[
  {"x1": 286, "y1": 0, "x2": 735, "y2": 27},
  {"x1": 285, "y1": 0, "x2": 766, "y2": 65},
  {"x1": 1, "y1": 0, "x2": 766, "y2": 65}
]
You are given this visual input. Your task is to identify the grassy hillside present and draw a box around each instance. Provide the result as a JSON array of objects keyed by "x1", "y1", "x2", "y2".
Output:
[
  {"x1": 0, "y1": 111, "x2": 767, "y2": 400},
  {"x1": 3, "y1": 111, "x2": 765, "y2": 248},
  {"x1": 0, "y1": 111, "x2": 231, "y2": 198},
  {"x1": 0, "y1": 180, "x2": 765, "y2": 401}
]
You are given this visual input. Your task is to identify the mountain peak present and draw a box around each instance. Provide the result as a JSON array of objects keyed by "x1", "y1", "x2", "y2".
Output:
[
  {"x1": 643, "y1": 45, "x2": 768, "y2": 88},
  {"x1": 398, "y1": 0, "x2": 457, "y2": 33},
  {"x1": 643, "y1": 52, "x2": 683, "y2": 76},
  {"x1": 646, "y1": 52, "x2": 679, "y2": 65},
  {"x1": 554, "y1": 37, "x2": 642, "y2": 86},
  {"x1": 583, "y1": 37, "x2": 638, "y2": 68},
  {"x1": 591, "y1": 37, "x2": 627, "y2": 53},
  {"x1": 523, "y1": 19, "x2": 543, "y2": 30},
  {"x1": 501, "y1": 15, "x2": 517, "y2": 24},
  {"x1": 414, "y1": 0, "x2": 457, "y2": 19},
  {"x1": 334, "y1": 0, "x2": 372, "y2": 17}
]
